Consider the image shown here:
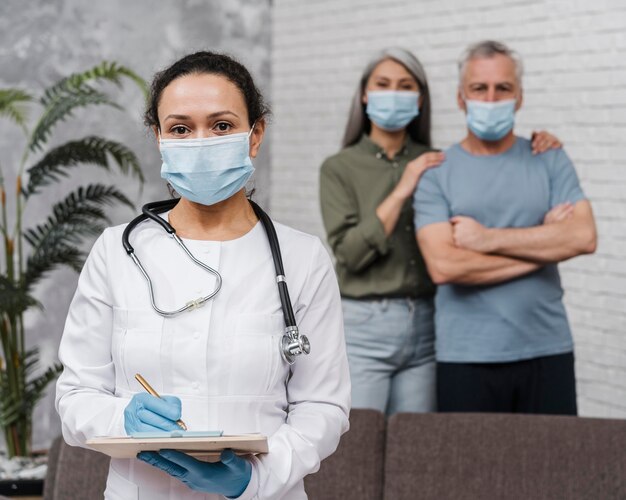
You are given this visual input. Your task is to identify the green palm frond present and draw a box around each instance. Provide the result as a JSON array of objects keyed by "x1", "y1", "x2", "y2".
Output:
[
  {"x1": 25, "y1": 136, "x2": 144, "y2": 196},
  {"x1": 0, "y1": 276, "x2": 39, "y2": 316},
  {"x1": 0, "y1": 60, "x2": 146, "y2": 458},
  {"x1": 28, "y1": 240, "x2": 84, "y2": 268},
  {"x1": 23, "y1": 184, "x2": 133, "y2": 288},
  {"x1": 29, "y1": 86, "x2": 119, "y2": 152},
  {"x1": 23, "y1": 350, "x2": 63, "y2": 414},
  {"x1": 41, "y1": 61, "x2": 148, "y2": 107},
  {"x1": 29, "y1": 61, "x2": 147, "y2": 152},
  {"x1": 0, "y1": 373, "x2": 22, "y2": 426},
  {"x1": 0, "y1": 349, "x2": 62, "y2": 427},
  {"x1": 0, "y1": 89, "x2": 33, "y2": 131},
  {"x1": 23, "y1": 244, "x2": 84, "y2": 291}
]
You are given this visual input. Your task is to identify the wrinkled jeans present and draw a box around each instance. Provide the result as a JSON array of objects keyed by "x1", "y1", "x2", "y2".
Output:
[{"x1": 342, "y1": 297, "x2": 436, "y2": 415}]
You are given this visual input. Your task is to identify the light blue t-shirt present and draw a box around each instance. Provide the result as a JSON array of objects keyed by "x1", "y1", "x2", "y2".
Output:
[{"x1": 413, "y1": 137, "x2": 585, "y2": 363}]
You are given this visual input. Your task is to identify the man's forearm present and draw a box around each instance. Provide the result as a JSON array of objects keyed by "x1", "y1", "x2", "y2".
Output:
[
  {"x1": 484, "y1": 219, "x2": 596, "y2": 263},
  {"x1": 426, "y1": 245, "x2": 541, "y2": 286},
  {"x1": 480, "y1": 200, "x2": 597, "y2": 263}
]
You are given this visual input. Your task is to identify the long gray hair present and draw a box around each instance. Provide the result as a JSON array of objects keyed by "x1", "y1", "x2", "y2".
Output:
[{"x1": 342, "y1": 47, "x2": 432, "y2": 149}]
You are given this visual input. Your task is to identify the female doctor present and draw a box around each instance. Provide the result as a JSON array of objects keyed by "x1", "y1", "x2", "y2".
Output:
[{"x1": 55, "y1": 51, "x2": 350, "y2": 499}]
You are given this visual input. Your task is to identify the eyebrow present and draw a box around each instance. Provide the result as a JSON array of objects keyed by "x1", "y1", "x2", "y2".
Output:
[
  {"x1": 163, "y1": 111, "x2": 239, "y2": 121},
  {"x1": 373, "y1": 76, "x2": 415, "y2": 82},
  {"x1": 468, "y1": 81, "x2": 515, "y2": 87}
]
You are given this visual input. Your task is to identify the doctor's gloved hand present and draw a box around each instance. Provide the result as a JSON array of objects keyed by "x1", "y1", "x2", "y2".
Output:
[
  {"x1": 124, "y1": 393, "x2": 182, "y2": 434},
  {"x1": 138, "y1": 449, "x2": 252, "y2": 498}
]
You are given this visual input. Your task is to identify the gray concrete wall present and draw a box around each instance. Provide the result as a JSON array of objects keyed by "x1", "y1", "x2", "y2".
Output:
[{"x1": 0, "y1": 0, "x2": 271, "y2": 451}]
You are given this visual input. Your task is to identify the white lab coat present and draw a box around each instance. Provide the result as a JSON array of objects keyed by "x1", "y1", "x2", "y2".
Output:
[{"x1": 55, "y1": 215, "x2": 351, "y2": 500}]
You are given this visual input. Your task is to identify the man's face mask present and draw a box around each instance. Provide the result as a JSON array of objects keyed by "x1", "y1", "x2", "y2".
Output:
[{"x1": 464, "y1": 99, "x2": 516, "y2": 141}]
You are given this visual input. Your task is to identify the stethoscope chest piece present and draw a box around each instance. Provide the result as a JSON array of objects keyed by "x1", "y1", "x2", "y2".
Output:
[{"x1": 281, "y1": 326, "x2": 311, "y2": 365}]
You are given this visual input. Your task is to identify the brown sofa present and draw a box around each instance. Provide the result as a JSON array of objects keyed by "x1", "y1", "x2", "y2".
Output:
[{"x1": 43, "y1": 411, "x2": 626, "y2": 499}]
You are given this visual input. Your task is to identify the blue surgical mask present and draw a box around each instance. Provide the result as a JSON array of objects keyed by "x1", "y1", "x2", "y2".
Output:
[
  {"x1": 465, "y1": 99, "x2": 516, "y2": 141},
  {"x1": 159, "y1": 129, "x2": 255, "y2": 206},
  {"x1": 366, "y1": 91, "x2": 420, "y2": 131}
]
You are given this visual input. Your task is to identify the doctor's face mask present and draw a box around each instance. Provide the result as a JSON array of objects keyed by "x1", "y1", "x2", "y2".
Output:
[
  {"x1": 159, "y1": 127, "x2": 255, "y2": 206},
  {"x1": 144, "y1": 52, "x2": 269, "y2": 206}
]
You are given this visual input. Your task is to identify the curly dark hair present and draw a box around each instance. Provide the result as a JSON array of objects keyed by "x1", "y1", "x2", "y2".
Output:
[{"x1": 144, "y1": 51, "x2": 270, "y2": 129}]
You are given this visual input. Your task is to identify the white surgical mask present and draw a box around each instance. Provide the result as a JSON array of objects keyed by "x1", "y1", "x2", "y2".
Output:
[
  {"x1": 159, "y1": 128, "x2": 255, "y2": 205},
  {"x1": 465, "y1": 99, "x2": 516, "y2": 141},
  {"x1": 366, "y1": 91, "x2": 420, "y2": 131}
]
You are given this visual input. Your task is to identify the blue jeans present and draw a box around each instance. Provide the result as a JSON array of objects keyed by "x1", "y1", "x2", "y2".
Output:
[{"x1": 342, "y1": 297, "x2": 436, "y2": 415}]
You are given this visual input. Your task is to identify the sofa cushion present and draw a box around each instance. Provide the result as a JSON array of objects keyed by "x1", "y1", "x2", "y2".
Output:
[
  {"x1": 44, "y1": 437, "x2": 109, "y2": 500},
  {"x1": 305, "y1": 408, "x2": 386, "y2": 500},
  {"x1": 384, "y1": 412, "x2": 626, "y2": 500}
]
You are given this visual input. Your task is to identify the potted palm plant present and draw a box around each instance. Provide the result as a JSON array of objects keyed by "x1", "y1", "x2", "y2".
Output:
[{"x1": 0, "y1": 61, "x2": 146, "y2": 463}]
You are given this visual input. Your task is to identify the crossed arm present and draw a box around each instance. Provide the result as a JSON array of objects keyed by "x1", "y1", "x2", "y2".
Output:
[
  {"x1": 417, "y1": 223, "x2": 542, "y2": 286},
  {"x1": 417, "y1": 200, "x2": 597, "y2": 286}
]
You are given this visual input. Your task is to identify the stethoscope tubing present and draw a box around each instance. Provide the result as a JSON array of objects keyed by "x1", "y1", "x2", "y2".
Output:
[
  {"x1": 249, "y1": 201, "x2": 298, "y2": 328},
  {"x1": 122, "y1": 198, "x2": 298, "y2": 329},
  {"x1": 122, "y1": 199, "x2": 222, "y2": 316}
]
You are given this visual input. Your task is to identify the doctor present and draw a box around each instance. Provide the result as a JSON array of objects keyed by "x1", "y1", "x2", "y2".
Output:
[{"x1": 55, "y1": 51, "x2": 350, "y2": 499}]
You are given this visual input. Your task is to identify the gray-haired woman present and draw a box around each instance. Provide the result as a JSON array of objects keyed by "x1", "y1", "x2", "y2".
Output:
[
  {"x1": 319, "y1": 47, "x2": 560, "y2": 415},
  {"x1": 320, "y1": 48, "x2": 442, "y2": 415}
]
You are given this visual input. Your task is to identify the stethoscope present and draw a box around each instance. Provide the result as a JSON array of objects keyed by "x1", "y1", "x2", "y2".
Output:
[{"x1": 121, "y1": 198, "x2": 310, "y2": 365}]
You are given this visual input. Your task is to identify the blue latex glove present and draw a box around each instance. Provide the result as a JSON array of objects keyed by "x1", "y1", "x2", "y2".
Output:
[
  {"x1": 124, "y1": 393, "x2": 182, "y2": 434},
  {"x1": 138, "y1": 449, "x2": 252, "y2": 498}
]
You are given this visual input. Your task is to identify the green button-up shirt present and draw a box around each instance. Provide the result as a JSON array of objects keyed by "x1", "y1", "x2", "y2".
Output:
[{"x1": 319, "y1": 134, "x2": 435, "y2": 299}]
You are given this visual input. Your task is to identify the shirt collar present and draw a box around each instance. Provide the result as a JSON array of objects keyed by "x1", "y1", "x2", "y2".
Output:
[{"x1": 356, "y1": 134, "x2": 412, "y2": 160}]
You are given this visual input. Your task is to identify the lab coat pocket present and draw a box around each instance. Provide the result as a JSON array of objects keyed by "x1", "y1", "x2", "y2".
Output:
[
  {"x1": 112, "y1": 307, "x2": 165, "y2": 390},
  {"x1": 104, "y1": 462, "x2": 138, "y2": 500},
  {"x1": 229, "y1": 314, "x2": 285, "y2": 396}
]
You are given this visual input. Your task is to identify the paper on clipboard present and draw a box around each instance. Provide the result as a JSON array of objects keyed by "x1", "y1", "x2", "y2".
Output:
[{"x1": 86, "y1": 434, "x2": 268, "y2": 460}]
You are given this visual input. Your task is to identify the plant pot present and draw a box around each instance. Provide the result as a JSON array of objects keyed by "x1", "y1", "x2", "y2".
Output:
[
  {"x1": 0, "y1": 451, "x2": 47, "y2": 498},
  {"x1": 0, "y1": 478, "x2": 43, "y2": 497}
]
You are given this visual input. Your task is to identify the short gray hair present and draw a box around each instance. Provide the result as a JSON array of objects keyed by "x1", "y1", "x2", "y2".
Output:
[
  {"x1": 342, "y1": 47, "x2": 432, "y2": 148},
  {"x1": 458, "y1": 40, "x2": 523, "y2": 87}
]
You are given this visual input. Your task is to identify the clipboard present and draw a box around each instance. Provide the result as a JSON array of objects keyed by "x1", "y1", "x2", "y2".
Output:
[{"x1": 86, "y1": 433, "x2": 268, "y2": 460}]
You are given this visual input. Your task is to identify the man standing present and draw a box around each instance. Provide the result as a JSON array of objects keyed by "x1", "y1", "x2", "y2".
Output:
[{"x1": 414, "y1": 40, "x2": 597, "y2": 414}]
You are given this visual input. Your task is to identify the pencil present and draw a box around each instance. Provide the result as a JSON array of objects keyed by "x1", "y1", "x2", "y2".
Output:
[{"x1": 134, "y1": 373, "x2": 188, "y2": 431}]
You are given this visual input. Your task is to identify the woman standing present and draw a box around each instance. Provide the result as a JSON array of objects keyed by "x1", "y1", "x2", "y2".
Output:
[
  {"x1": 56, "y1": 51, "x2": 350, "y2": 499},
  {"x1": 320, "y1": 48, "x2": 442, "y2": 415},
  {"x1": 320, "y1": 47, "x2": 560, "y2": 415}
]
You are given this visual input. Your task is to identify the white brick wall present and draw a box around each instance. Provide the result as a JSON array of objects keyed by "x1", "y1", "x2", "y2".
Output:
[{"x1": 271, "y1": 0, "x2": 626, "y2": 417}]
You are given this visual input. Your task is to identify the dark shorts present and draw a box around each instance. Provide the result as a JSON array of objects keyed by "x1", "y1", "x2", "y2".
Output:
[{"x1": 437, "y1": 352, "x2": 577, "y2": 415}]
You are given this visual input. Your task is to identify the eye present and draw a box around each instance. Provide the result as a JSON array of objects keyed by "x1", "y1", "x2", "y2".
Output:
[
  {"x1": 469, "y1": 85, "x2": 486, "y2": 93},
  {"x1": 214, "y1": 122, "x2": 232, "y2": 133},
  {"x1": 170, "y1": 125, "x2": 190, "y2": 136}
]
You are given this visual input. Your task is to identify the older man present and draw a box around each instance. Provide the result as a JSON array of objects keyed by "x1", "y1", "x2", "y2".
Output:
[{"x1": 414, "y1": 40, "x2": 597, "y2": 414}]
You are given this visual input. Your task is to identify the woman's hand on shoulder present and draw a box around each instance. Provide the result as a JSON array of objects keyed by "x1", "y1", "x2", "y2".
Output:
[
  {"x1": 531, "y1": 130, "x2": 562, "y2": 155},
  {"x1": 393, "y1": 151, "x2": 445, "y2": 200}
]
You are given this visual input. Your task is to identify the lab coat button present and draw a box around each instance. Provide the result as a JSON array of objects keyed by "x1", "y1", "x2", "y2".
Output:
[
  {"x1": 192, "y1": 381, "x2": 199, "y2": 389},
  {"x1": 193, "y1": 331, "x2": 200, "y2": 339}
]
